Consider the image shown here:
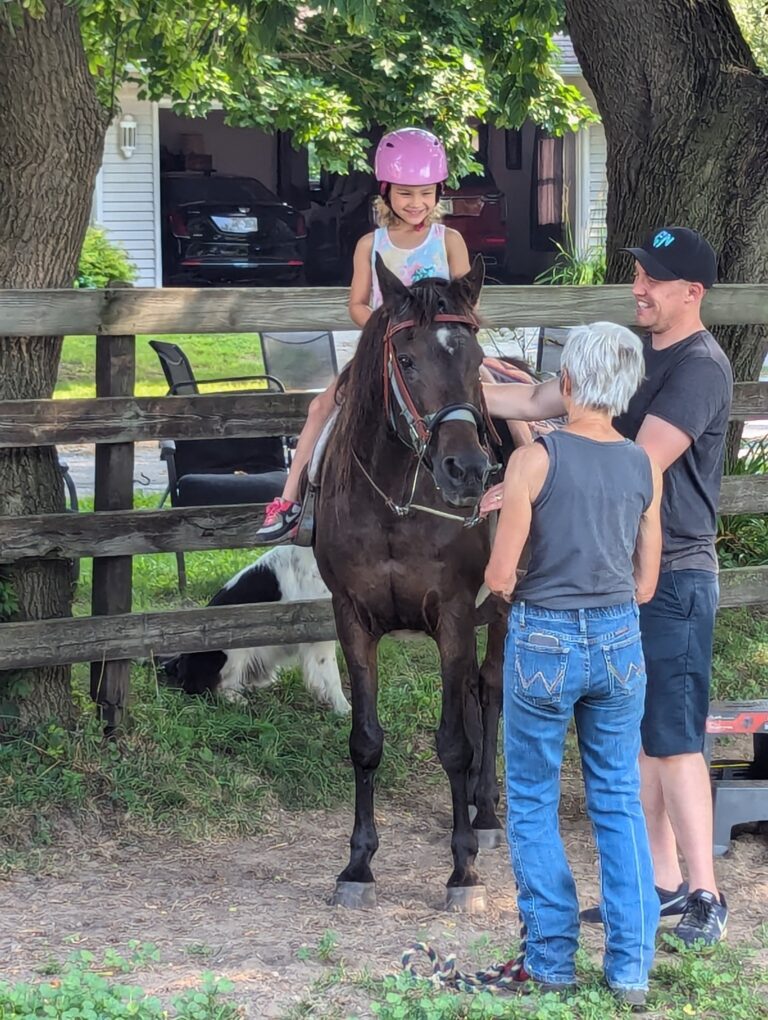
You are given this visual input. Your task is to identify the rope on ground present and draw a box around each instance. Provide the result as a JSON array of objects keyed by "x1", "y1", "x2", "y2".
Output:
[{"x1": 401, "y1": 937, "x2": 528, "y2": 995}]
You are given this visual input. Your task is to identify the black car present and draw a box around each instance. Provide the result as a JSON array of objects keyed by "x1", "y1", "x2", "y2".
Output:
[{"x1": 161, "y1": 173, "x2": 306, "y2": 286}]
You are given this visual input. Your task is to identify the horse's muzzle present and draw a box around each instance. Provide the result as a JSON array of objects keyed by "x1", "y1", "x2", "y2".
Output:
[{"x1": 435, "y1": 450, "x2": 490, "y2": 507}]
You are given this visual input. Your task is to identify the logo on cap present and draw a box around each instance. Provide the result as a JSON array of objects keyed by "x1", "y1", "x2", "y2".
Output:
[{"x1": 653, "y1": 230, "x2": 675, "y2": 249}]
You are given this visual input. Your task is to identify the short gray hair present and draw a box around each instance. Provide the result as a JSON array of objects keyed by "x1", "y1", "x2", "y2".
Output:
[{"x1": 560, "y1": 321, "x2": 645, "y2": 417}]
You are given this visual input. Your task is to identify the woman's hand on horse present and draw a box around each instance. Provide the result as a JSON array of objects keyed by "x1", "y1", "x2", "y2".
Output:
[
  {"x1": 479, "y1": 482, "x2": 504, "y2": 517},
  {"x1": 484, "y1": 566, "x2": 514, "y2": 603}
]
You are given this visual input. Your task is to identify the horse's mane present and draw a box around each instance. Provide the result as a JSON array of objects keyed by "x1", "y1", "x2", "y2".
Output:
[{"x1": 328, "y1": 277, "x2": 473, "y2": 491}]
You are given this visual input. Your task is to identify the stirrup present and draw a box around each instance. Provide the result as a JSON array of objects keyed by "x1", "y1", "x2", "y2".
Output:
[{"x1": 294, "y1": 486, "x2": 317, "y2": 547}]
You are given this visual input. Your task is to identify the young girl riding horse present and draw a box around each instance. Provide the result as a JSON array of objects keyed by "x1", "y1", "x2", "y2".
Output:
[{"x1": 256, "y1": 127, "x2": 472, "y2": 543}]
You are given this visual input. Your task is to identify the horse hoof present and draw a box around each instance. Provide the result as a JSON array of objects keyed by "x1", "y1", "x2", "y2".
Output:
[
  {"x1": 331, "y1": 881, "x2": 377, "y2": 909},
  {"x1": 475, "y1": 827, "x2": 504, "y2": 850},
  {"x1": 446, "y1": 884, "x2": 487, "y2": 913}
]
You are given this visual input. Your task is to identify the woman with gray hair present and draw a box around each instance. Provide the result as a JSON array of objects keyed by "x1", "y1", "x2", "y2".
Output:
[{"x1": 485, "y1": 322, "x2": 663, "y2": 1008}]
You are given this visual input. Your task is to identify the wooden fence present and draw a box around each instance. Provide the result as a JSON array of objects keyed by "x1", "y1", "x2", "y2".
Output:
[{"x1": 1, "y1": 283, "x2": 767, "y2": 729}]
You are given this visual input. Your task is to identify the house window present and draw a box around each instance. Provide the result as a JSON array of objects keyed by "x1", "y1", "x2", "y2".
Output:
[
  {"x1": 307, "y1": 142, "x2": 322, "y2": 188},
  {"x1": 505, "y1": 129, "x2": 522, "y2": 170},
  {"x1": 530, "y1": 127, "x2": 564, "y2": 250}
]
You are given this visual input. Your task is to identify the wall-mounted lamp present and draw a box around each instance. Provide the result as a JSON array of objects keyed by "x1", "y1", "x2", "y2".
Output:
[{"x1": 119, "y1": 114, "x2": 137, "y2": 158}]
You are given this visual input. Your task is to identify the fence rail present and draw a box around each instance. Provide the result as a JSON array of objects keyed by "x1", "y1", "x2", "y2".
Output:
[
  {"x1": 2, "y1": 474, "x2": 767, "y2": 563},
  {"x1": 1, "y1": 283, "x2": 768, "y2": 336},
  {"x1": 3, "y1": 569, "x2": 767, "y2": 670},
  {"x1": 0, "y1": 600, "x2": 338, "y2": 671},
  {"x1": 0, "y1": 384, "x2": 765, "y2": 450},
  {"x1": 0, "y1": 283, "x2": 766, "y2": 730},
  {"x1": 0, "y1": 392, "x2": 314, "y2": 448}
]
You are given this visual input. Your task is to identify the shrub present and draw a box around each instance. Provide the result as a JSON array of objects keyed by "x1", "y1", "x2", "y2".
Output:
[
  {"x1": 718, "y1": 437, "x2": 768, "y2": 567},
  {"x1": 76, "y1": 226, "x2": 137, "y2": 288},
  {"x1": 534, "y1": 225, "x2": 606, "y2": 286}
]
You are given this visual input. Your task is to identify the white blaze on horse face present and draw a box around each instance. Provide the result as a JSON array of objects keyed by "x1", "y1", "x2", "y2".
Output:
[{"x1": 436, "y1": 326, "x2": 459, "y2": 355}]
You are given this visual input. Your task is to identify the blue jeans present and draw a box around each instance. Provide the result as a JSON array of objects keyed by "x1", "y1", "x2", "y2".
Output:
[{"x1": 504, "y1": 600, "x2": 659, "y2": 990}]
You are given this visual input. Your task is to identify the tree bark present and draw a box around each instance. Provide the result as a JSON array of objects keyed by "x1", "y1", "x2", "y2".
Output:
[
  {"x1": 565, "y1": 0, "x2": 768, "y2": 399},
  {"x1": 0, "y1": 0, "x2": 108, "y2": 727}
]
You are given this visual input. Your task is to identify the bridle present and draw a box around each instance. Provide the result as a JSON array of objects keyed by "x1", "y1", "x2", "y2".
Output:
[{"x1": 352, "y1": 311, "x2": 500, "y2": 527}]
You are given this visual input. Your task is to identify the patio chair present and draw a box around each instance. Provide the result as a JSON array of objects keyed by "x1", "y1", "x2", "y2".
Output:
[
  {"x1": 58, "y1": 454, "x2": 80, "y2": 583},
  {"x1": 149, "y1": 340, "x2": 291, "y2": 590},
  {"x1": 536, "y1": 326, "x2": 569, "y2": 376},
  {"x1": 259, "y1": 331, "x2": 338, "y2": 393}
]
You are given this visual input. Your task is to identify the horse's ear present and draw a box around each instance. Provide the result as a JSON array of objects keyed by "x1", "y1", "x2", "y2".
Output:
[
  {"x1": 375, "y1": 252, "x2": 410, "y2": 310},
  {"x1": 453, "y1": 254, "x2": 485, "y2": 307}
]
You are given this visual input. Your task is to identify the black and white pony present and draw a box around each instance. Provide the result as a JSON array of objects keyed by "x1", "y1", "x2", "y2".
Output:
[{"x1": 162, "y1": 545, "x2": 350, "y2": 714}]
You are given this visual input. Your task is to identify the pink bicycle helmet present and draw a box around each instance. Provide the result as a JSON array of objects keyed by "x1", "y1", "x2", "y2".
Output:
[{"x1": 374, "y1": 128, "x2": 448, "y2": 185}]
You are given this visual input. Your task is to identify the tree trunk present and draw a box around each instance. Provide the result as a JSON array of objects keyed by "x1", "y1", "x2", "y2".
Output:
[
  {"x1": 0, "y1": 1, "x2": 108, "y2": 727},
  {"x1": 565, "y1": 0, "x2": 768, "y2": 408}
]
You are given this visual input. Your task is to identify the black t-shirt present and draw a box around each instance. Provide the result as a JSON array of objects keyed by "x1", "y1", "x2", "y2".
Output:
[{"x1": 614, "y1": 330, "x2": 733, "y2": 572}]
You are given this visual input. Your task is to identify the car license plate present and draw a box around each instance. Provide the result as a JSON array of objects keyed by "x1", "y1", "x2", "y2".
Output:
[
  {"x1": 212, "y1": 216, "x2": 259, "y2": 233},
  {"x1": 440, "y1": 198, "x2": 454, "y2": 215}
]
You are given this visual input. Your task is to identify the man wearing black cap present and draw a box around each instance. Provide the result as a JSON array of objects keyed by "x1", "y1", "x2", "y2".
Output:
[{"x1": 481, "y1": 226, "x2": 733, "y2": 948}]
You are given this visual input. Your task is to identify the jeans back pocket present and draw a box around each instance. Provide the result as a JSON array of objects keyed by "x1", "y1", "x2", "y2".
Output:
[
  {"x1": 602, "y1": 632, "x2": 646, "y2": 696},
  {"x1": 513, "y1": 636, "x2": 570, "y2": 708}
]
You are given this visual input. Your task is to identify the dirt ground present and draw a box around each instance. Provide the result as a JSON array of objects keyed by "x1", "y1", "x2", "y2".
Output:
[{"x1": 2, "y1": 773, "x2": 767, "y2": 1019}]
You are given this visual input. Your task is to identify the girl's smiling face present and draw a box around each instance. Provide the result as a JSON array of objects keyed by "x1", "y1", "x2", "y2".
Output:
[{"x1": 387, "y1": 184, "x2": 439, "y2": 226}]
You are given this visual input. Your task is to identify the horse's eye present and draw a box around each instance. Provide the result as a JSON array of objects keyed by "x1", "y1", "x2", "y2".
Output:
[{"x1": 397, "y1": 354, "x2": 414, "y2": 370}]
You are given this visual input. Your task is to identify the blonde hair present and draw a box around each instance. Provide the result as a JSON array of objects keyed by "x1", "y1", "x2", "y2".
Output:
[{"x1": 372, "y1": 193, "x2": 444, "y2": 229}]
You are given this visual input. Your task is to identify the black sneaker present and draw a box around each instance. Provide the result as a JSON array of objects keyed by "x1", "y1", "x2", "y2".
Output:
[
  {"x1": 256, "y1": 498, "x2": 301, "y2": 543},
  {"x1": 580, "y1": 881, "x2": 689, "y2": 926},
  {"x1": 511, "y1": 975, "x2": 577, "y2": 997},
  {"x1": 673, "y1": 889, "x2": 728, "y2": 948},
  {"x1": 610, "y1": 987, "x2": 647, "y2": 1011}
]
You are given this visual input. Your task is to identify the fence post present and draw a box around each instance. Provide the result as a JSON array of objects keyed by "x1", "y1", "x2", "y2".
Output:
[{"x1": 90, "y1": 281, "x2": 135, "y2": 734}]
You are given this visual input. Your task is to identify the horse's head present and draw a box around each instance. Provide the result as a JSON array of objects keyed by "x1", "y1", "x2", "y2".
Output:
[{"x1": 376, "y1": 254, "x2": 490, "y2": 507}]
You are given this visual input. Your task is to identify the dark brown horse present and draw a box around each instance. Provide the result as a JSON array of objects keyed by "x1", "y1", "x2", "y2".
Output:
[{"x1": 313, "y1": 256, "x2": 507, "y2": 912}]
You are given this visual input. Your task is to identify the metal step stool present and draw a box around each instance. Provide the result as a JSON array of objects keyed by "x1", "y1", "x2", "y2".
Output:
[{"x1": 706, "y1": 700, "x2": 768, "y2": 856}]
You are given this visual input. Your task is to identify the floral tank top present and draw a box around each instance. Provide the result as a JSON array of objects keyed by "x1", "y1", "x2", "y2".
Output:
[{"x1": 370, "y1": 224, "x2": 450, "y2": 309}]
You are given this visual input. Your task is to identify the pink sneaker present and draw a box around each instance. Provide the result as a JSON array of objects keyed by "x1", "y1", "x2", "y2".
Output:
[{"x1": 256, "y1": 498, "x2": 301, "y2": 543}]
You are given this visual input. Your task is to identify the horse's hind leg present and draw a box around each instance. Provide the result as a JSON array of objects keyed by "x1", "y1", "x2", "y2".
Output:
[
  {"x1": 436, "y1": 614, "x2": 486, "y2": 913},
  {"x1": 330, "y1": 603, "x2": 382, "y2": 910},
  {"x1": 472, "y1": 613, "x2": 506, "y2": 849}
]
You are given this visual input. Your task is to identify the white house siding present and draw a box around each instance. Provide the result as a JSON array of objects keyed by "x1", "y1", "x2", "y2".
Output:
[
  {"x1": 97, "y1": 87, "x2": 160, "y2": 287},
  {"x1": 587, "y1": 122, "x2": 607, "y2": 250}
]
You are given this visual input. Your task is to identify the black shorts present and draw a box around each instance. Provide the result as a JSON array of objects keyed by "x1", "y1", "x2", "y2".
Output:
[{"x1": 639, "y1": 569, "x2": 719, "y2": 758}]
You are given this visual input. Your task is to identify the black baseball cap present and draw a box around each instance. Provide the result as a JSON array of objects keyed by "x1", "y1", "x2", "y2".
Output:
[{"x1": 622, "y1": 227, "x2": 718, "y2": 288}]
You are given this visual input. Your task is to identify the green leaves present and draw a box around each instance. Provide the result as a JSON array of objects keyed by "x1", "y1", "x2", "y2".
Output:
[{"x1": 5, "y1": 0, "x2": 597, "y2": 173}]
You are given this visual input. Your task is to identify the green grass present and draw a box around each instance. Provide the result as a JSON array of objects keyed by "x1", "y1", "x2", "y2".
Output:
[
  {"x1": 352, "y1": 939, "x2": 768, "y2": 1019},
  {"x1": 0, "y1": 945, "x2": 240, "y2": 1019},
  {"x1": 1, "y1": 512, "x2": 764, "y2": 864},
  {"x1": 711, "y1": 606, "x2": 768, "y2": 700},
  {"x1": 0, "y1": 513, "x2": 447, "y2": 857},
  {"x1": 3, "y1": 937, "x2": 765, "y2": 1019},
  {"x1": 3, "y1": 936, "x2": 764, "y2": 1020},
  {"x1": 57, "y1": 334, "x2": 266, "y2": 398}
]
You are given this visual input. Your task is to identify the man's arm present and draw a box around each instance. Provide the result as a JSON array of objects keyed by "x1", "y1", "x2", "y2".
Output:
[
  {"x1": 482, "y1": 376, "x2": 565, "y2": 423},
  {"x1": 635, "y1": 356, "x2": 731, "y2": 470},
  {"x1": 635, "y1": 414, "x2": 693, "y2": 472}
]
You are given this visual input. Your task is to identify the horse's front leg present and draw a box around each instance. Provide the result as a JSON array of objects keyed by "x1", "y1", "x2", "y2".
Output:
[
  {"x1": 436, "y1": 609, "x2": 486, "y2": 913},
  {"x1": 330, "y1": 598, "x2": 382, "y2": 910},
  {"x1": 472, "y1": 611, "x2": 506, "y2": 849}
]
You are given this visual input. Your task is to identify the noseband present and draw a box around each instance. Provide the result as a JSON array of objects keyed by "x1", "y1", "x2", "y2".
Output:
[
  {"x1": 351, "y1": 311, "x2": 500, "y2": 527},
  {"x1": 383, "y1": 313, "x2": 490, "y2": 456}
]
